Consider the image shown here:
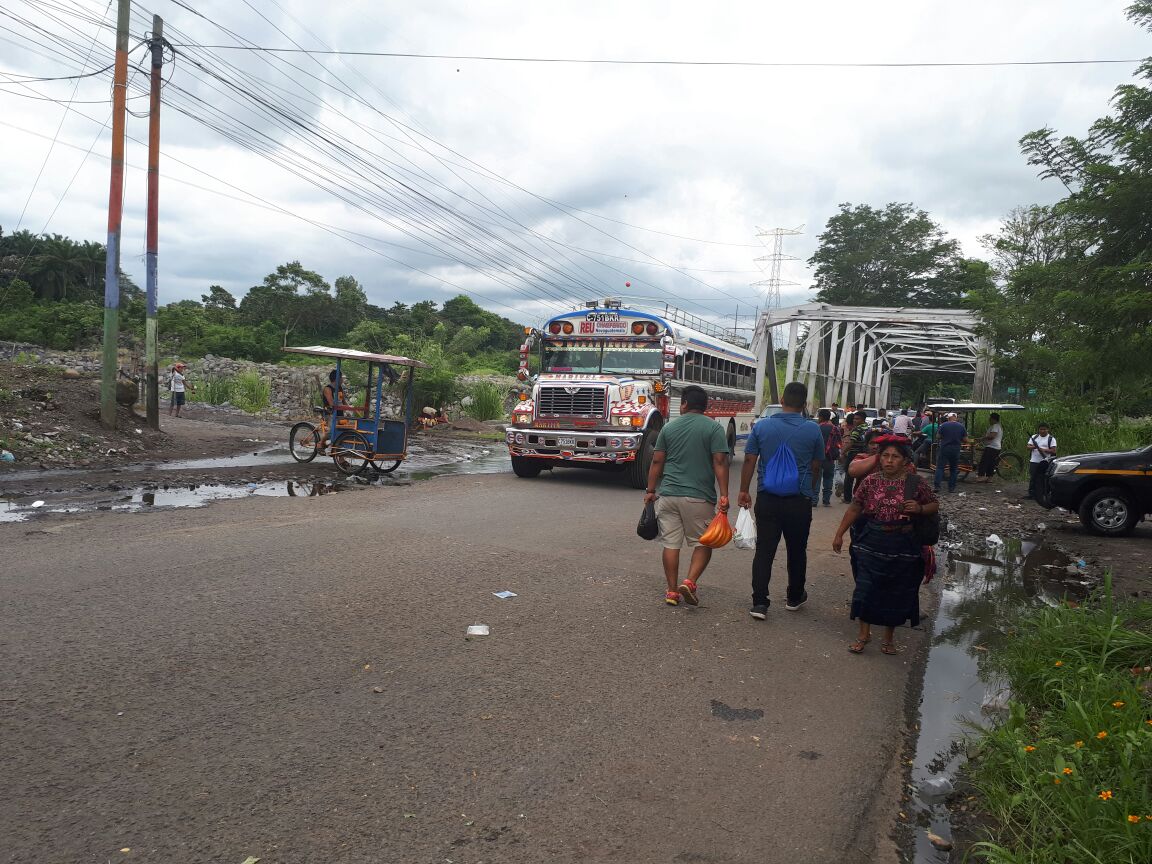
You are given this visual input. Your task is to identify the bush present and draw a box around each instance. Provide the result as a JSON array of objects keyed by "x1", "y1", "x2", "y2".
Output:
[
  {"x1": 189, "y1": 372, "x2": 271, "y2": 414},
  {"x1": 465, "y1": 381, "x2": 506, "y2": 421}
]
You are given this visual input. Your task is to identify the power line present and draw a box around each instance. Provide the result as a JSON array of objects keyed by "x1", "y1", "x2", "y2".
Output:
[{"x1": 164, "y1": 44, "x2": 1146, "y2": 69}]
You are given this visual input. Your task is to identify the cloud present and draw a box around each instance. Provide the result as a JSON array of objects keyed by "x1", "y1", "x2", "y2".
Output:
[{"x1": 1, "y1": 0, "x2": 1147, "y2": 330}]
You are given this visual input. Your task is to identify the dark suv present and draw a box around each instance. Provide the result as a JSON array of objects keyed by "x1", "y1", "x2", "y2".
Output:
[{"x1": 1040, "y1": 445, "x2": 1152, "y2": 536}]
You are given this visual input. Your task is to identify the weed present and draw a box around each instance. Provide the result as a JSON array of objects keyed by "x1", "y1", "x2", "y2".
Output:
[
  {"x1": 465, "y1": 381, "x2": 506, "y2": 421},
  {"x1": 231, "y1": 372, "x2": 271, "y2": 414},
  {"x1": 968, "y1": 579, "x2": 1152, "y2": 862},
  {"x1": 192, "y1": 377, "x2": 233, "y2": 406},
  {"x1": 0, "y1": 388, "x2": 12, "y2": 405}
]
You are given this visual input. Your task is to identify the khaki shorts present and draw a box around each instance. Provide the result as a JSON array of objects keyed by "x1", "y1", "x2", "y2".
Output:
[{"x1": 655, "y1": 496, "x2": 715, "y2": 549}]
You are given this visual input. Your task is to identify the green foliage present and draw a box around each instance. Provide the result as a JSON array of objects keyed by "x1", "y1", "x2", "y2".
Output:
[
  {"x1": 189, "y1": 372, "x2": 271, "y2": 414},
  {"x1": 0, "y1": 303, "x2": 104, "y2": 349},
  {"x1": 968, "y1": 583, "x2": 1152, "y2": 863},
  {"x1": 969, "y1": 8, "x2": 1152, "y2": 416},
  {"x1": 0, "y1": 278, "x2": 35, "y2": 308},
  {"x1": 0, "y1": 388, "x2": 13, "y2": 404},
  {"x1": 410, "y1": 342, "x2": 458, "y2": 410},
  {"x1": 808, "y1": 203, "x2": 986, "y2": 308},
  {"x1": 465, "y1": 381, "x2": 506, "y2": 421}
]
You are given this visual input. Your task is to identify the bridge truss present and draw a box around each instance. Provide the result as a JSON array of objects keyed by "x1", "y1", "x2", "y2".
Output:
[{"x1": 751, "y1": 303, "x2": 996, "y2": 409}]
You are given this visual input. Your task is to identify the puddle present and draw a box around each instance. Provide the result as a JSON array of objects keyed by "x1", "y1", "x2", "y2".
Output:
[
  {"x1": 0, "y1": 449, "x2": 511, "y2": 519},
  {"x1": 908, "y1": 531, "x2": 1092, "y2": 861}
]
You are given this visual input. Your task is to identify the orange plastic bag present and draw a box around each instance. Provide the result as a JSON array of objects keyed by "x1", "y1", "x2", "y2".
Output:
[{"x1": 698, "y1": 511, "x2": 734, "y2": 548}]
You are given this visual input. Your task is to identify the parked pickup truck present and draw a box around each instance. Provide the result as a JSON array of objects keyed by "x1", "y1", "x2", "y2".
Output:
[{"x1": 1040, "y1": 445, "x2": 1152, "y2": 536}]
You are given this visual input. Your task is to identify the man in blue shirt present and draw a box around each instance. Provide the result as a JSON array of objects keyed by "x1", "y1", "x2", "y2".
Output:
[
  {"x1": 934, "y1": 412, "x2": 968, "y2": 492},
  {"x1": 738, "y1": 381, "x2": 825, "y2": 619}
]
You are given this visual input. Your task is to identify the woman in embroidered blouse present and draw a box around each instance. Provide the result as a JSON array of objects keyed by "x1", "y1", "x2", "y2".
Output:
[{"x1": 832, "y1": 439, "x2": 938, "y2": 655}]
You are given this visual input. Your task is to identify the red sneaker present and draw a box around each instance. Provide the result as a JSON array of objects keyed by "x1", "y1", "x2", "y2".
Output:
[
  {"x1": 678, "y1": 579, "x2": 699, "y2": 606},
  {"x1": 665, "y1": 591, "x2": 680, "y2": 606}
]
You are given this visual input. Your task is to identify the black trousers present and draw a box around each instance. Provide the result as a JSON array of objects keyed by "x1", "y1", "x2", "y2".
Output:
[
  {"x1": 1028, "y1": 460, "x2": 1047, "y2": 498},
  {"x1": 752, "y1": 494, "x2": 813, "y2": 607},
  {"x1": 977, "y1": 446, "x2": 1000, "y2": 478},
  {"x1": 842, "y1": 468, "x2": 856, "y2": 503}
]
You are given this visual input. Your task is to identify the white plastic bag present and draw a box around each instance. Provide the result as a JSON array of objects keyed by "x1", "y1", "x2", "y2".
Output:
[{"x1": 734, "y1": 507, "x2": 757, "y2": 550}]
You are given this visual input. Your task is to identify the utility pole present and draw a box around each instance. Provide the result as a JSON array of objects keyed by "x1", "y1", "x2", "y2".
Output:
[
  {"x1": 145, "y1": 15, "x2": 164, "y2": 430},
  {"x1": 100, "y1": 0, "x2": 131, "y2": 429}
]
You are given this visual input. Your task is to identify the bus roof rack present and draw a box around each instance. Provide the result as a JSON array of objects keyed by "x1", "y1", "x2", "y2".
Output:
[{"x1": 659, "y1": 304, "x2": 750, "y2": 349}]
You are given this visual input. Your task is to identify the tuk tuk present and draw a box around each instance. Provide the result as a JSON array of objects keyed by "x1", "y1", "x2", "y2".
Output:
[
  {"x1": 923, "y1": 403, "x2": 1027, "y2": 482},
  {"x1": 284, "y1": 346, "x2": 428, "y2": 475}
]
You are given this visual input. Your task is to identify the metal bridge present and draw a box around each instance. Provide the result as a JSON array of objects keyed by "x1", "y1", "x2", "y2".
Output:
[{"x1": 751, "y1": 303, "x2": 995, "y2": 409}]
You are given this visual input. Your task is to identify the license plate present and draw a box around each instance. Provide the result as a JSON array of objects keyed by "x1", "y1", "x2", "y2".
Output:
[{"x1": 558, "y1": 437, "x2": 576, "y2": 446}]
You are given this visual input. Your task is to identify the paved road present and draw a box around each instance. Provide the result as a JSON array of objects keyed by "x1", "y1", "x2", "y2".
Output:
[{"x1": 1, "y1": 457, "x2": 923, "y2": 864}]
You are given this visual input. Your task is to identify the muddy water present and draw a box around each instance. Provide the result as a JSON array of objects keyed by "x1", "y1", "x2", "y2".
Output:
[
  {"x1": 909, "y1": 528, "x2": 1093, "y2": 861},
  {"x1": 0, "y1": 448, "x2": 512, "y2": 522}
]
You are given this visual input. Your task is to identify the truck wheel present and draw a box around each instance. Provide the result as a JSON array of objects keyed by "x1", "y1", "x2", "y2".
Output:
[
  {"x1": 627, "y1": 424, "x2": 659, "y2": 489},
  {"x1": 1078, "y1": 486, "x2": 1138, "y2": 536},
  {"x1": 511, "y1": 455, "x2": 544, "y2": 478}
]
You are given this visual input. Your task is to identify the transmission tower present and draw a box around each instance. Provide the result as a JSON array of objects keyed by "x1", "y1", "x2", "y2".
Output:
[{"x1": 752, "y1": 225, "x2": 804, "y2": 310}]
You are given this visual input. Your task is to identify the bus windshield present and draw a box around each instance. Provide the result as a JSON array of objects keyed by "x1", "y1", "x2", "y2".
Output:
[{"x1": 542, "y1": 340, "x2": 662, "y2": 375}]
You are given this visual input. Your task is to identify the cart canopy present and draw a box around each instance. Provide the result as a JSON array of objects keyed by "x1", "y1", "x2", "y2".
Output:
[
  {"x1": 284, "y1": 345, "x2": 428, "y2": 368},
  {"x1": 927, "y1": 403, "x2": 1025, "y2": 412}
]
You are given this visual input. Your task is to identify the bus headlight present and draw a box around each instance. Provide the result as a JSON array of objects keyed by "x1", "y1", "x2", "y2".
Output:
[
  {"x1": 514, "y1": 413, "x2": 532, "y2": 424},
  {"x1": 616, "y1": 416, "x2": 633, "y2": 426}
]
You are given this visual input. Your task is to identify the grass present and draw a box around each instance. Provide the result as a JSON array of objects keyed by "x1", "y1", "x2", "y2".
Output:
[
  {"x1": 0, "y1": 387, "x2": 12, "y2": 405},
  {"x1": 465, "y1": 381, "x2": 506, "y2": 421},
  {"x1": 968, "y1": 579, "x2": 1152, "y2": 863},
  {"x1": 189, "y1": 372, "x2": 271, "y2": 414},
  {"x1": 998, "y1": 406, "x2": 1149, "y2": 458}
]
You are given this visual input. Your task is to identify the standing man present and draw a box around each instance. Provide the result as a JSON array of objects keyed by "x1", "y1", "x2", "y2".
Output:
[
  {"x1": 644, "y1": 385, "x2": 730, "y2": 607},
  {"x1": 974, "y1": 412, "x2": 1003, "y2": 483},
  {"x1": 738, "y1": 381, "x2": 825, "y2": 619},
  {"x1": 816, "y1": 408, "x2": 840, "y2": 507},
  {"x1": 934, "y1": 412, "x2": 968, "y2": 493},
  {"x1": 167, "y1": 362, "x2": 193, "y2": 418},
  {"x1": 893, "y1": 409, "x2": 913, "y2": 436},
  {"x1": 1024, "y1": 422, "x2": 1057, "y2": 500},
  {"x1": 841, "y1": 410, "x2": 869, "y2": 502}
]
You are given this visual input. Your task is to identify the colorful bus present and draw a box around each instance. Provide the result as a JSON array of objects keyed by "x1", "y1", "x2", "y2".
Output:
[{"x1": 506, "y1": 299, "x2": 760, "y2": 487}]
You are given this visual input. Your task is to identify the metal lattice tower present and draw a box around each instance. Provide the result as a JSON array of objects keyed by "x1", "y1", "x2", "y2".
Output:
[{"x1": 752, "y1": 225, "x2": 803, "y2": 309}]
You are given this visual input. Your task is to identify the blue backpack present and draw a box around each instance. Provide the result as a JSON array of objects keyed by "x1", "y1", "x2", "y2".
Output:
[{"x1": 759, "y1": 425, "x2": 801, "y2": 496}]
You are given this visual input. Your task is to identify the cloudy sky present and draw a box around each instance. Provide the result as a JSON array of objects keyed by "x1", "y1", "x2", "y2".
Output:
[{"x1": 1, "y1": 0, "x2": 1147, "y2": 328}]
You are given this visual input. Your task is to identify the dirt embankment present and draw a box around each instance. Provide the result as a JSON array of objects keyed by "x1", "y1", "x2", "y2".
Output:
[{"x1": 933, "y1": 477, "x2": 1152, "y2": 599}]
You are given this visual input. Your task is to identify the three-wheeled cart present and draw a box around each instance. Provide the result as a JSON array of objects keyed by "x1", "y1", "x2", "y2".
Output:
[{"x1": 284, "y1": 346, "x2": 427, "y2": 475}]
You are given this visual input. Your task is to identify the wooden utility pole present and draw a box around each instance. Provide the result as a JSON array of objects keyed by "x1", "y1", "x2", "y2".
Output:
[
  {"x1": 145, "y1": 15, "x2": 163, "y2": 430},
  {"x1": 100, "y1": 0, "x2": 131, "y2": 429}
]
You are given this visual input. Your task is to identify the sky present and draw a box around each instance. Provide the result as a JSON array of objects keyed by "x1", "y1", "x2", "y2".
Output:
[{"x1": 1, "y1": 0, "x2": 1148, "y2": 330}]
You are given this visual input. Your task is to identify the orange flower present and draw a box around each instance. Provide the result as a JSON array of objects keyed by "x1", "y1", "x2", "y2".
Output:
[
  {"x1": 1074, "y1": 740, "x2": 1085, "y2": 748},
  {"x1": 1096, "y1": 731, "x2": 1108, "y2": 740},
  {"x1": 1128, "y1": 815, "x2": 1141, "y2": 824},
  {"x1": 1099, "y1": 790, "x2": 1114, "y2": 801},
  {"x1": 1024, "y1": 745, "x2": 1036, "y2": 752},
  {"x1": 1054, "y1": 661, "x2": 1063, "y2": 667},
  {"x1": 1112, "y1": 701, "x2": 1126, "y2": 708},
  {"x1": 1063, "y1": 767, "x2": 1074, "y2": 775},
  {"x1": 1053, "y1": 777, "x2": 1062, "y2": 785}
]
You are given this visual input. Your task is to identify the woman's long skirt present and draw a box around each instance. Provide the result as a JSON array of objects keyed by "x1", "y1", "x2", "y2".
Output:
[{"x1": 849, "y1": 521, "x2": 922, "y2": 628}]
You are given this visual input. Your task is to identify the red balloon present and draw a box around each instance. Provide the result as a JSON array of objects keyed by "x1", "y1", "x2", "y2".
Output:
[{"x1": 625, "y1": 281, "x2": 631, "y2": 287}]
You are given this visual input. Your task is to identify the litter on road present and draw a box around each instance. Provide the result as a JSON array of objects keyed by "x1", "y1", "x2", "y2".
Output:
[
  {"x1": 465, "y1": 624, "x2": 490, "y2": 637},
  {"x1": 492, "y1": 590, "x2": 517, "y2": 599}
]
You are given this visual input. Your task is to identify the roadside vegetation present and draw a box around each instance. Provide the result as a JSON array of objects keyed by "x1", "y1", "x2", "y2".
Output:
[
  {"x1": 189, "y1": 371, "x2": 272, "y2": 414},
  {"x1": 967, "y1": 581, "x2": 1152, "y2": 863}
]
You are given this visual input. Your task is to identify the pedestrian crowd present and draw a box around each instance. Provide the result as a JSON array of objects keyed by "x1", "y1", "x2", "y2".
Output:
[{"x1": 643, "y1": 382, "x2": 1055, "y2": 655}]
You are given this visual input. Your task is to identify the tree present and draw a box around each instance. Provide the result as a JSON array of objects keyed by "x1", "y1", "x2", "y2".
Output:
[
  {"x1": 978, "y1": 205, "x2": 1081, "y2": 279},
  {"x1": 968, "y1": 2, "x2": 1152, "y2": 415},
  {"x1": 808, "y1": 203, "x2": 971, "y2": 308}
]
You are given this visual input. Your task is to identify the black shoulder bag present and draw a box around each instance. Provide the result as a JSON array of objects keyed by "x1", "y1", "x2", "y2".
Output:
[{"x1": 903, "y1": 474, "x2": 940, "y2": 546}]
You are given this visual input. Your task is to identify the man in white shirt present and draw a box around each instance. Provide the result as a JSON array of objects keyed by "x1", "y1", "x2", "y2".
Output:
[
  {"x1": 1024, "y1": 422, "x2": 1057, "y2": 500},
  {"x1": 167, "y1": 362, "x2": 193, "y2": 418},
  {"x1": 974, "y1": 412, "x2": 1003, "y2": 483},
  {"x1": 892, "y1": 409, "x2": 913, "y2": 436}
]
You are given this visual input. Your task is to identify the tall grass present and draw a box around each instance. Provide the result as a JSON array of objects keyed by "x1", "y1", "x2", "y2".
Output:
[
  {"x1": 997, "y1": 407, "x2": 1149, "y2": 458},
  {"x1": 465, "y1": 381, "x2": 505, "y2": 421},
  {"x1": 189, "y1": 372, "x2": 271, "y2": 414},
  {"x1": 968, "y1": 581, "x2": 1152, "y2": 863}
]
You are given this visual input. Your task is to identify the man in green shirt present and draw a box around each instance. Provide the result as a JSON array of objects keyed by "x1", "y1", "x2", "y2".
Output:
[
  {"x1": 644, "y1": 385, "x2": 731, "y2": 607},
  {"x1": 913, "y1": 412, "x2": 938, "y2": 465}
]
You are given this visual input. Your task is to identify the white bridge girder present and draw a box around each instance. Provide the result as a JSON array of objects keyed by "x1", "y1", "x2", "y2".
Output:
[{"x1": 752, "y1": 303, "x2": 996, "y2": 409}]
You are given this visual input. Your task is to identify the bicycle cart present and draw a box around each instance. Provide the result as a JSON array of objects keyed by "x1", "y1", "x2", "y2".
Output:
[
  {"x1": 284, "y1": 346, "x2": 428, "y2": 475},
  {"x1": 922, "y1": 402, "x2": 1027, "y2": 482}
]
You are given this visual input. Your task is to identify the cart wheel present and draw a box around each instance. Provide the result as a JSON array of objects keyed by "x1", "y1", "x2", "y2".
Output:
[
  {"x1": 372, "y1": 460, "x2": 402, "y2": 474},
  {"x1": 331, "y1": 431, "x2": 372, "y2": 475},
  {"x1": 289, "y1": 422, "x2": 320, "y2": 463},
  {"x1": 995, "y1": 451, "x2": 1024, "y2": 482}
]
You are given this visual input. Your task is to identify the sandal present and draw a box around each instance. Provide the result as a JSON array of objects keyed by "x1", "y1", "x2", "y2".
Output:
[
  {"x1": 665, "y1": 591, "x2": 680, "y2": 606},
  {"x1": 881, "y1": 641, "x2": 900, "y2": 655},
  {"x1": 678, "y1": 579, "x2": 699, "y2": 606},
  {"x1": 848, "y1": 638, "x2": 870, "y2": 654}
]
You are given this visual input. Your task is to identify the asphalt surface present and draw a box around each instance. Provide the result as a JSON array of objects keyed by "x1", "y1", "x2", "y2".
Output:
[{"x1": 1, "y1": 456, "x2": 924, "y2": 864}]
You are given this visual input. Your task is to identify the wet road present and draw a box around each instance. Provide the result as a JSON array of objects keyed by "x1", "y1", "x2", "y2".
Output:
[{"x1": 0, "y1": 457, "x2": 923, "y2": 864}]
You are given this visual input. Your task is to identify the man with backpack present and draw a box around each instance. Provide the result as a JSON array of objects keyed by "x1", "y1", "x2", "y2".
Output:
[
  {"x1": 738, "y1": 381, "x2": 825, "y2": 619},
  {"x1": 816, "y1": 408, "x2": 841, "y2": 507},
  {"x1": 840, "y1": 411, "x2": 869, "y2": 503}
]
